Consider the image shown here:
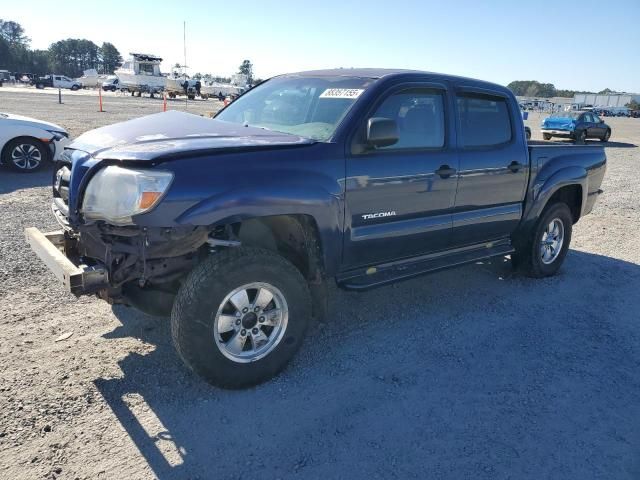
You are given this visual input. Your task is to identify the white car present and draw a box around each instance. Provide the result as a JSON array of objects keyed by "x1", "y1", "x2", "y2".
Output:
[{"x1": 0, "y1": 113, "x2": 70, "y2": 173}]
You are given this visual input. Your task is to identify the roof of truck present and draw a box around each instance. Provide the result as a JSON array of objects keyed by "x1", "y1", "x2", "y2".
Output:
[
  {"x1": 282, "y1": 68, "x2": 510, "y2": 93},
  {"x1": 287, "y1": 68, "x2": 422, "y2": 78}
]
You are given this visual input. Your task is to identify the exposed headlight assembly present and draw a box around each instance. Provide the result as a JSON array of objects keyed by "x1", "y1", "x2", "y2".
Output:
[
  {"x1": 82, "y1": 165, "x2": 173, "y2": 225},
  {"x1": 47, "y1": 130, "x2": 69, "y2": 140}
]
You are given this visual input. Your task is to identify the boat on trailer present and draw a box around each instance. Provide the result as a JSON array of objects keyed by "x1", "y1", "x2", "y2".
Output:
[{"x1": 114, "y1": 53, "x2": 166, "y2": 96}]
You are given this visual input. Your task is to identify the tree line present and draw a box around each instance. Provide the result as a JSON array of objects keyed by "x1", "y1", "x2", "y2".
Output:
[
  {"x1": 1, "y1": 19, "x2": 258, "y2": 84},
  {"x1": 0, "y1": 19, "x2": 122, "y2": 77},
  {"x1": 507, "y1": 80, "x2": 617, "y2": 98}
]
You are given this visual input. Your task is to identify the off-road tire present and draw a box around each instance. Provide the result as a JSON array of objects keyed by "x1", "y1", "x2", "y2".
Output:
[
  {"x1": 512, "y1": 202, "x2": 573, "y2": 278},
  {"x1": 171, "y1": 247, "x2": 311, "y2": 388}
]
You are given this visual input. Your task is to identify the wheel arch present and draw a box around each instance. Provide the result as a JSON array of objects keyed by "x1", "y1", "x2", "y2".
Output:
[
  {"x1": 1, "y1": 135, "x2": 52, "y2": 163},
  {"x1": 230, "y1": 214, "x2": 329, "y2": 320},
  {"x1": 517, "y1": 166, "x2": 587, "y2": 245}
]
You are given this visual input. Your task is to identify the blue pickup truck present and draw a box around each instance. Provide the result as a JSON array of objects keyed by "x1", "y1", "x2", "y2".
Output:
[{"x1": 26, "y1": 69, "x2": 607, "y2": 388}]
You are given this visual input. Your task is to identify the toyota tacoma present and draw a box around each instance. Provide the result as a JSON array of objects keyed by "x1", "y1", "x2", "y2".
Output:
[{"x1": 26, "y1": 69, "x2": 606, "y2": 388}]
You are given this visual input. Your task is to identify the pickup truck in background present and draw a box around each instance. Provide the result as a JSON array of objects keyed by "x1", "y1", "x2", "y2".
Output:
[
  {"x1": 35, "y1": 74, "x2": 82, "y2": 90},
  {"x1": 25, "y1": 69, "x2": 606, "y2": 388}
]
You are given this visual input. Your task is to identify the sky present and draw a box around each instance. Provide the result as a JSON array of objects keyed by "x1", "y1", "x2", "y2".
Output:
[{"x1": 2, "y1": 0, "x2": 639, "y2": 92}]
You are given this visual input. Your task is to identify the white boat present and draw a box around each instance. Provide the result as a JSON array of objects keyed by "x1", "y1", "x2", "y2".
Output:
[
  {"x1": 163, "y1": 67, "x2": 203, "y2": 99},
  {"x1": 114, "y1": 53, "x2": 166, "y2": 95},
  {"x1": 200, "y1": 81, "x2": 242, "y2": 99},
  {"x1": 76, "y1": 69, "x2": 107, "y2": 88}
]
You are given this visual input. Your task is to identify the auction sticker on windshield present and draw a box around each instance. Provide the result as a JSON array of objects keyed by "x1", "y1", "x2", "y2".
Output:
[{"x1": 319, "y1": 88, "x2": 364, "y2": 99}]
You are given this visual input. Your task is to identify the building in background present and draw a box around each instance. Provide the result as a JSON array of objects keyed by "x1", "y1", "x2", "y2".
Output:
[{"x1": 574, "y1": 93, "x2": 640, "y2": 108}]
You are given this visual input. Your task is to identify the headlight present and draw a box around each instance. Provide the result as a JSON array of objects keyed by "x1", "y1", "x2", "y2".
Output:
[
  {"x1": 82, "y1": 165, "x2": 173, "y2": 225},
  {"x1": 48, "y1": 130, "x2": 69, "y2": 140}
]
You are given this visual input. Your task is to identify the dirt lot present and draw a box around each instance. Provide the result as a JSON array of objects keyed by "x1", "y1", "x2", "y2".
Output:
[{"x1": 1, "y1": 88, "x2": 640, "y2": 479}]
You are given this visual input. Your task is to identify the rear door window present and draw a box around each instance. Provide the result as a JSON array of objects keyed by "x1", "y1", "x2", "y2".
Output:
[{"x1": 456, "y1": 94, "x2": 512, "y2": 147}]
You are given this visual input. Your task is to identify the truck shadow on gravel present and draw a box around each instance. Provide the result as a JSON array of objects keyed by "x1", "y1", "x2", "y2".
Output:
[{"x1": 95, "y1": 250, "x2": 640, "y2": 479}]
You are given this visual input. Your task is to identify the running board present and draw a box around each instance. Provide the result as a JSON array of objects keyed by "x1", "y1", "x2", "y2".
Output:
[{"x1": 337, "y1": 240, "x2": 514, "y2": 291}]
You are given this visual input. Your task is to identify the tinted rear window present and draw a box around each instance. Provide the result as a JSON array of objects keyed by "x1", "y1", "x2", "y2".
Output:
[{"x1": 456, "y1": 94, "x2": 512, "y2": 147}]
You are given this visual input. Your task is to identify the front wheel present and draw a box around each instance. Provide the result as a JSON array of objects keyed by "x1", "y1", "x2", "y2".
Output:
[
  {"x1": 512, "y1": 202, "x2": 573, "y2": 278},
  {"x1": 543, "y1": 133, "x2": 552, "y2": 141},
  {"x1": 171, "y1": 248, "x2": 311, "y2": 388},
  {"x1": 2, "y1": 137, "x2": 49, "y2": 172}
]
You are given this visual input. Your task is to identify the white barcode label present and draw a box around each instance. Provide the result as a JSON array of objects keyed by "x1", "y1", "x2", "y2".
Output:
[{"x1": 319, "y1": 88, "x2": 364, "y2": 99}]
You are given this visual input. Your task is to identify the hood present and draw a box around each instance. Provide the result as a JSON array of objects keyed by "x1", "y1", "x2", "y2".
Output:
[
  {"x1": 0, "y1": 112, "x2": 67, "y2": 133},
  {"x1": 69, "y1": 110, "x2": 315, "y2": 161}
]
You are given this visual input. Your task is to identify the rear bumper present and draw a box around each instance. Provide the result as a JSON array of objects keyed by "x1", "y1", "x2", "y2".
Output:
[
  {"x1": 24, "y1": 227, "x2": 108, "y2": 296},
  {"x1": 541, "y1": 129, "x2": 574, "y2": 137}
]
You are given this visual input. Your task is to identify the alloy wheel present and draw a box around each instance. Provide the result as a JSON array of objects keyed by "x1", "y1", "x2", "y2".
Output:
[
  {"x1": 540, "y1": 218, "x2": 564, "y2": 265},
  {"x1": 11, "y1": 143, "x2": 42, "y2": 170},
  {"x1": 213, "y1": 282, "x2": 289, "y2": 363}
]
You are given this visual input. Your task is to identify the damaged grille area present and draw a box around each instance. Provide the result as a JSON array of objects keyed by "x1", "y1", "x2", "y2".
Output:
[{"x1": 77, "y1": 224, "x2": 210, "y2": 287}]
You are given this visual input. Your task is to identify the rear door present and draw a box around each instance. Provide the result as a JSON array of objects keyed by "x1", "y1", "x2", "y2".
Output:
[
  {"x1": 582, "y1": 113, "x2": 595, "y2": 137},
  {"x1": 343, "y1": 83, "x2": 459, "y2": 268},
  {"x1": 590, "y1": 113, "x2": 606, "y2": 137},
  {"x1": 450, "y1": 89, "x2": 528, "y2": 246},
  {"x1": 585, "y1": 113, "x2": 603, "y2": 137}
]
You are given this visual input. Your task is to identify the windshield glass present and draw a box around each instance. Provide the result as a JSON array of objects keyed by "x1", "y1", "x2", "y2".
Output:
[
  {"x1": 216, "y1": 76, "x2": 375, "y2": 141},
  {"x1": 550, "y1": 111, "x2": 580, "y2": 118}
]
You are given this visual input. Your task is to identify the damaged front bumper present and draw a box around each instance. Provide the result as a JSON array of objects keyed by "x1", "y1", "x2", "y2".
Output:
[
  {"x1": 24, "y1": 227, "x2": 108, "y2": 295},
  {"x1": 26, "y1": 221, "x2": 210, "y2": 301}
]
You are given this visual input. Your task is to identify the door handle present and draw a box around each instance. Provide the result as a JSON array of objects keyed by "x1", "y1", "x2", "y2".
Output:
[
  {"x1": 508, "y1": 161, "x2": 524, "y2": 173},
  {"x1": 435, "y1": 165, "x2": 456, "y2": 178}
]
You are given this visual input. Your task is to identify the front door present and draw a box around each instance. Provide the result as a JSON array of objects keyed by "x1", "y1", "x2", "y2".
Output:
[
  {"x1": 344, "y1": 85, "x2": 459, "y2": 268},
  {"x1": 450, "y1": 90, "x2": 528, "y2": 246}
]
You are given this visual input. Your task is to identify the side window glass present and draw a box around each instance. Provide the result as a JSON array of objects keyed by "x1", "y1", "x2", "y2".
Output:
[
  {"x1": 371, "y1": 88, "x2": 445, "y2": 149},
  {"x1": 592, "y1": 114, "x2": 601, "y2": 123},
  {"x1": 456, "y1": 94, "x2": 512, "y2": 147}
]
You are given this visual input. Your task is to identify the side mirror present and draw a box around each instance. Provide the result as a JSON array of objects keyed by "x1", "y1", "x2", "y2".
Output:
[{"x1": 366, "y1": 117, "x2": 399, "y2": 148}]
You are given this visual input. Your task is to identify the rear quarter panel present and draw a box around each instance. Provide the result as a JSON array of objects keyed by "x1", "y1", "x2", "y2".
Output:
[{"x1": 523, "y1": 143, "x2": 606, "y2": 229}]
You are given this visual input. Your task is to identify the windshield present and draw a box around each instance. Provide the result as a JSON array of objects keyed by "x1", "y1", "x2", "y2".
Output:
[
  {"x1": 550, "y1": 111, "x2": 580, "y2": 118},
  {"x1": 215, "y1": 76, "x2": 375, "y2": 141}
]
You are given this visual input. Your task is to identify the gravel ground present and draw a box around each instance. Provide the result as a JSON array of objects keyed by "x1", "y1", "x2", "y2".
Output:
[{"x1": 1, "y1": 89, "x2": 640, "y2": 479}]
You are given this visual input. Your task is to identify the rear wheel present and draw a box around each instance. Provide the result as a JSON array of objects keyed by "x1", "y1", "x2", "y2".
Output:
[
  {"x1": 512, "y1": 202, "x2": 573, "y2": 278},
  {"x1": 2, "y1": 138, "x2": 49, "y2": 172},
  {"x1": 600, "y1": 129, "x2": 610, "y2": 142},
  {"x1": 543, "y1": 133, "x2": 552, "y2": 141},
  {"x1": 575, "y1": 129, "x2": 587, "y2": 144},
  {"x1": 171, "y1": 247, "x2": 311, "y2": 388}
]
